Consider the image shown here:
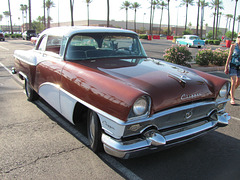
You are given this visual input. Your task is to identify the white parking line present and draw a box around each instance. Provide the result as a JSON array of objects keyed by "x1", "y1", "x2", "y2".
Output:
[
  {"x1": 0, "y1": 45, "x2": 9, "y2": 51},
  {"x1": 232, "y1": 116, "x2": 240, "y2": 121},
  {"x1": 0, "y1": 62, "x2": 12, "y2": 74}
]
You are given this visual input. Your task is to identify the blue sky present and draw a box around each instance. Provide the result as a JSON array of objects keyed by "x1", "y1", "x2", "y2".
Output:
[{"x1": 0, "y1": 0, "x2": 239, "y2": 32}]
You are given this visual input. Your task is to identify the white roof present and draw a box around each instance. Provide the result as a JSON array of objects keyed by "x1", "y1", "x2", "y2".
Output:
[{"x1": 41, "y1": 26, "x2": 137, "y2": 37}]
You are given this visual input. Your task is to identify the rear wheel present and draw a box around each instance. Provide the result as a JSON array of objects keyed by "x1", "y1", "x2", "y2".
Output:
[
  {"x1": 24, "y1": 79, "x2": 38, "y2": 101},
  {"x1": 87, "y1": 110, "x2": 103, "y2": 152}
]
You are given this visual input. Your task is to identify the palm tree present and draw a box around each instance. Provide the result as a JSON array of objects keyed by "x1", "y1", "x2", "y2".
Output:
[
  {"x1": 225, "y1": 14, "x2": 233, "y2": 34},
  {"x1": 150, "y1": 0, "x2": 158, "y2": 34},
  {"x1": 70, "y1": 0, "x2": 74, "y2": 26},
  {"x1": 43, "y1": 0, "x2": 46, "y2": 29},
  {"x1": 196, "y1": 0, "x2": 200, "y2": 35},
  {"x1": 107, "y1": 0, "x2": 110, "y2": 27},
  {"x1": 210, "y1": 0, "x2": 223, "y2": 39},
  {"x1": 167, "y1": 0, "x2": 170, "y2": 36},
  {"x1": 215, "y1": 0, "x2": 223, "y2": 39},
  {"x1": 130, "y1": 2, "x2": 141, "y2": 32},
  {"x1": 180, "y1": 0, "x2": 194, "y2": 30},
  {"x1": 20, "y1": 4, "x2": 27, "y2": 31},
  {"x1": 3, "y1": 11, "x2": 12, "y2": 33},
  {"x1": 85, "y1": 0, "x2": 93, "y2": 26},
  {"x1": 237, "y1": 15, "x2": 240, "y2": 32},
  {"x1": 121, "y1": 1, "x2": 131, "y2": 29},
  {"x1": 7, "y1": 0, "x2": 13, "y2": 34},
  {"x1": 46, "y1": 0, "x2": 55, "y2": 28},
  {"x1": 200, "y1": 0, "x2": 208, "y2": 38},
  {"x1": 157, "y1": 1, "x2": 167, "y2": 35},
  {"x1": 28, "y1": 0, "x2": 32, "y2": 29},
  {"x1": 231, "y1": 0, "x2": 238, "y2": 41},
  {"x1": 149, "y1": 0, "x2": 153, "y2": 35}
]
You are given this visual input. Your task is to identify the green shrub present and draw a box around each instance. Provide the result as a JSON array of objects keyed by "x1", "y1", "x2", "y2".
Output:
[
  {"x1": 213, "y1": 40, "x2": 220, "y2": 45},
  {"x1": 4, "y1": 34, "x2": 10, "y2": 38},
  {"x1": 139, "y1": 34, "x2": 148, "y2": 39},
  {"x1": 208, "y1": 40, "x2": 214, "y2": 45},
  {"x1": 11, "y1": 34, "x2": 16, "y2": 38},
  {"x1": 195, "y1": 48, "x2": 229, "y2": 66},
  {"x1": 195, "y1": 49, "x2": 213, "y2": 66},
  {"x1": 205, "y1": 40, "x2": 209, "y2": 44},
  {"x1": 163, "y1": 45, "x2": 192, "y2": 67}
]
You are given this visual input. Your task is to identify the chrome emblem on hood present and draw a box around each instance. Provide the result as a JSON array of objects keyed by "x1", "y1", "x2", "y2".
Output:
[{"x1": 181, "y1": 93, "x2": 202, "y2": 100}]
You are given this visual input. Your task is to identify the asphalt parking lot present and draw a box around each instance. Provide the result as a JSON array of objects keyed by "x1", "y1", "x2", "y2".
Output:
[{"x1": 0, "y1": 39, "x2": 239, "y2": 180}]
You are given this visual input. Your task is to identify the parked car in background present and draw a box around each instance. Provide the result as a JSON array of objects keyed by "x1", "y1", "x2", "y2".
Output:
[
  {"x1": 22, "y1": 30, "x2": 37, "y2": 40},
  {"x1": 13, "y1": 26, "x2": 230, "y2": 159},
  {"x1": 0, "y1": 30, "x2": 5, "y2": 41},
  {"x1": 176, "y1": 35, "x2": 205, "y2": 48}
]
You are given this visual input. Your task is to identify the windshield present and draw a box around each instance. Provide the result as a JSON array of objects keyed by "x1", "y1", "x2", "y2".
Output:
[{"x1": 65, "y1": 33, "x2": 147, "y2": 60}]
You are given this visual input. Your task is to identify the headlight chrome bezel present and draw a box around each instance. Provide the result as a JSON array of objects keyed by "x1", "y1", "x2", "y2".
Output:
[
  {"x1": 218, "y1": 82, "x2": 230, "y2": 99},
  {"x1": 128, "y1": 96, "x2": 151, "y2": 121}
]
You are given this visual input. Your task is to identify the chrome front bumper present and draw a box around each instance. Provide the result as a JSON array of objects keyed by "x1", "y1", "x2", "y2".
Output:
[{"x1": 102, "y1": 112, "x2": 230, "y2": 159}]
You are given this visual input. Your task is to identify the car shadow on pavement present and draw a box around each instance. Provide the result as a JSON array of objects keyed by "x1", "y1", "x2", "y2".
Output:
[{"x1": 117, "y1": 130, "x2": 240, "y2": 180}]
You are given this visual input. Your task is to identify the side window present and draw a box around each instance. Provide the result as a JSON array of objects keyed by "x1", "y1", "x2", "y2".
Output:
[
  {"x1": 37, "y1": 35, "x2": 47, "y2": 51},
  {"x1": 46, "y1": 36, "x2": 62, "y2": 54}
]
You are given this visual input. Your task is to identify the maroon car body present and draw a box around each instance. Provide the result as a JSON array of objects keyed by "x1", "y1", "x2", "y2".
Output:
[{"x1": 14, "y1": 26, "x2": 231, "y2": 159}]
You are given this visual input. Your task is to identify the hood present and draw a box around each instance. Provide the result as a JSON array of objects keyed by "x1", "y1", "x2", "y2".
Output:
[{"x1": 77, "y1": 58, "x2": 216, "y2": 112}]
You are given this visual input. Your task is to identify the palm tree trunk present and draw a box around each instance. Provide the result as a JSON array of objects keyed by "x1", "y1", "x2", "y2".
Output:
[
  {"x1": 70, "y1": 0, "x2": 74, "y2": 26},
  {"x1": 7, "y1": 0, "x2": 13, "y2": 34},
  {"x1": 107, "y1": 0, "x2": 110, "y2": 27},
  {"x1": 125, "y1": 8, "x2": 128, "y2": 29},
  {"x1": 231, "y1": 0, "x2": 238, "y2": 41},
  {"x1": 158, "y1": 7, "x2": 163, "y2": 35},
  {"x1": 28, "y1": 0, "x2": 32, "y2": 29},
  {"x1": 225, "y1": 18, "x2": 228, "y2": 34},
  {"x1": 185, "y1": 4, "x2": 188, "y2": 30},
  {"x1": 196, "y1": 0, "x2": 200, "y2": 35},
  {"x1": 149, "y1": 0, "x2": 153, "y2": 35},
  {"x1": 167, "y1": 0, "x2": 170, "y2": 36},
  {"x1": 43, "y1": 0, "x2": 46, "y2": 29},
  {"x1": 87, "y1": 4, "x2": 89, "y2": 26},
  {"x1": 212, "y1": 9, "x2": 216, "y2": 39},
  {"x1": 215, "y1": 0, "x2": 219, "y2": 39},
  {"x1": 134, "y1": 9, "x2": 136, "y2": 32}
]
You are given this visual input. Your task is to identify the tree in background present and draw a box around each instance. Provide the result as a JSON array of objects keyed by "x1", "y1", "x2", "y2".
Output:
[
  {"x1": 121, "y1": 1, "x2": 131, "y2": 29},
  {"x1": 70, "y1": 0, "x2": 74, "y2": 26},
  {"x1": 130, "y1": 2, "x2": 141, "y2": 32},
  {"x1": 46, "y1": 0, "x2": 55, "y2": 28},
  {"x1": 225, "y1": 14, "x2": 233, "y2": 34},
  {"x1": 180, "y1": 0, "x2": 194, "y2": 30},
  {"x1": 167, "y1": 0, "x2": 170, "y2": 35},
  {"x1": 231, "y1": 0, "x2": 238, "y2": 41},
  {"x1": 200, "y1": 0, "x2": 209, "y2": 38},
  {"x1": 237, "y1": 15, "x2": 240, "y2": 32},
  {"x1": 7, "y1": 0, "x2": 13, "y2": 34},
  {"x1": 85, "y1": 0, "x2": 93, "y2": 26},
  {"x1": 196, "y1": 0, "x2": 200, "y2": 35},
  {"x1": 107, "y1": 0, "x2": 110, "y2": 27},
  {"x1": 43, "y1": 0, "x2": 46, "y2": 29},
  {"x1": 157, "y1": 1, "x2": 167, "y2": 35},
  {"x1": 32, "y1": 16, "x2": 45, "y2": 33},
  {"x1": 20, "y1": 4, "x2": 27, "y2": 31},
  {"x1": 28, "y1": 0, "x2": 32, "y2": 29}
]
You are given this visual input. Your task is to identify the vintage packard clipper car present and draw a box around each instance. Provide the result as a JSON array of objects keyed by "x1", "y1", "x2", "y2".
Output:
[
  {"x1": 14, "y1": 26, "x2": 230, "y2": 159},
  {"x1": 176, "y1": 35, "x2": 205, "y2": 48}
]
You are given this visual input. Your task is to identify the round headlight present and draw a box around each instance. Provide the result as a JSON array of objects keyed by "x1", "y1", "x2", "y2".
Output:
[
  {"x1": 219, "y1": 84, "x2": 228, "y2": 98},
  {"x1": 133, "y1": 96, "x2": 149, "y2": 116}
]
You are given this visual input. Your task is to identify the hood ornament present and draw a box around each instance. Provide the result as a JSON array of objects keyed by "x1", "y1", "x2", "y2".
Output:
[{"x1": 168, "y1": 73, "x2": 191, "y2": 87}]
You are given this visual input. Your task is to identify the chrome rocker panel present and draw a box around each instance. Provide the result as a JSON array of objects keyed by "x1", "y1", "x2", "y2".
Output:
[{"x1": 102, "y1": 112, "x2": 231, "y2": 159}]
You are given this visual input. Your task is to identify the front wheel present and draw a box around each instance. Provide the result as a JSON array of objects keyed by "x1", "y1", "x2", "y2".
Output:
[
  {"x1": 25, "y1": 79, "x2": 38, "y2": 101},
  {"x1": 87, "y1": 110, "x2": 103, "y2": 152}
]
